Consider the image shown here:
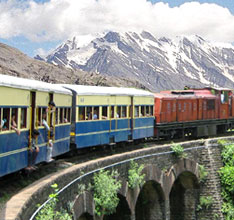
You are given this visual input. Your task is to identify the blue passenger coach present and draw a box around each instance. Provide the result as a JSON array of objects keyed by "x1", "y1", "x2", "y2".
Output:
[
  {"x1": 0, "y1": 75, "x2": 72, "y2": 177},
  {"x1": 63, "y1": 85, "x2": 154, "y2": 149}
]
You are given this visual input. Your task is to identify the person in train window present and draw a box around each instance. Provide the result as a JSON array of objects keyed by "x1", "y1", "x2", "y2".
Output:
[
  {"x1": 27, "y1": 129, "x2": 40, "y2": 170},
  {"x1": 93, "y1": 110, "x2": 98, "y2": 120},
  {"x1": 11, "y1": 113, "x2": 21, "y2": 135},
  {"x1": 42, "y1": 111, "x2": 50, "y2": 131},
  {"x1": 42, "y1": 111, "x2": 54, "y2": 162},
  {"x1": 48, "y1": 101, "x2": 56, "y2": 113},
  {"x1": 0, "y1": 119, "x2": 7, "y2": 130}
]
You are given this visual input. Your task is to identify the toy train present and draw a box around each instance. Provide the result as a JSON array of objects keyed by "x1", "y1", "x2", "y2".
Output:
[{"x1": 1, "y1": 74, "x2": 234, "y2": 177}]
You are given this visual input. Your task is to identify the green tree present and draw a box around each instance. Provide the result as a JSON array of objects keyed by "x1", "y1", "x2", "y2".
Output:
[
  {"x1": 93, "y1": 169, "x2": 122, "y2": 217},
  {"x1": 128, "y1": 160, "x2": 145, "y2": 189}
]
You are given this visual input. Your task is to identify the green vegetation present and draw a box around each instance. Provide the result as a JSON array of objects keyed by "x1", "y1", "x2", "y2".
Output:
[
  {"x1": 218, "y1": 141, "x2": 234, "y2": 220},
  {"x1": 36, "y1": 184, "x2": 72, "y2": 220},
  {"x1": 128, "y1": 160, "x2": 145, "y2": 189},
  {"x1": 197, "y1": 196, "x2": 214, "y2": 211},
  {"x1": 198, "y1": 164, "x2": 208, "y2": 183},
  {"x1": 171, "y1": 143, "x2": 187, "y2": 158},
  {"x1": 93, "y1": 169, "x2": 122, "y2": 217}
]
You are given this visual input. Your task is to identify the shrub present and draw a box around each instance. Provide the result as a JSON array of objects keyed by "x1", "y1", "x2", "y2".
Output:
[
  {"x1": 128, "y1": 160, "x2": 145, "y2": 189},
  {"x1": 36, "y1": 184, "x2": 72, "y2": 220},
  {"x1": 171, "y1": 143, "x2": 187, "y2": 158},
  {"x1": 198, "y1": 164, "x2": 208, "y2": 182},
  {"x1": 197, "y1": 196, "x2": 213, "y2": 211},
  {"x1": 93, "y1": 169, "x2": 121, "y2": 217}
]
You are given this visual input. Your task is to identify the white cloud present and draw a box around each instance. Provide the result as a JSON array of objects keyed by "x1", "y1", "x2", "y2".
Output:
[{"x1": 0, "y1": 0, "x2": 234, "y2": 43}]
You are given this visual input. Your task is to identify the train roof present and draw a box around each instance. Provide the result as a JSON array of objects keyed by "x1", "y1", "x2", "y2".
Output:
[
  {"x1": 62, "y1": 84, "x2": 154, "y2": 97},
  {"x1": 0, "y1": 74, "x2": 72, "y2": 95}
]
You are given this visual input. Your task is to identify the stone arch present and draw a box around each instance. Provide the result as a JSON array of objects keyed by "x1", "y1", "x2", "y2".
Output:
[
  {"x1": 167, "y1": 159, "x2": 200, "y2": 195},
  {"x1": 135, "y1": 180, "x2": 165, "y2": 220},
  {"x1": 73, "y1": 191, "x2": 94, "y2": 220},
  {"x1": 168, "y1": 159, "x2": 200, "y2": 220},
  {"x1": 103, "y1": 193, "x2": 132, "y2": 220},
  {"x1": 77, "y1": 213, "x2": 93, "y2": 220}
]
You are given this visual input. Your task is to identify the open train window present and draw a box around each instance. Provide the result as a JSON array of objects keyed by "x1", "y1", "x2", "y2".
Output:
[
  {"x1": 36, "y1": 107, "x2": 42, "y2": 127},
  {"x1": 11, "y1": 108, "x2": 18, "y2": 130},
  {"x1": 117, "y1": 106, "x2": 121, "y2": 118},
  {"x1": 146, "y1": 106, "x2": 149, "y2": 115},
  {"x1": 79, "y1": 107, "x2": 85, "y2": 121},
  {"x1": 110, "y1": 106, "x2": 115, "y2": 118},
  {"x1": 0, "y1": 108, "x2": 2, "y2": 131},
  {"x1": 207, "y1": 100, "x2": 215, "y2": 110},
  {"x1": 122, "y1": 106, "x2": 127, "y2": 118},
  {"x1": 55, "y1": 108, "x2": 59, "y2": 124},
  {"x1": 20, "y1": 108, "x2": 27, "y2": 128},
  {"x1": 150, "y1": 106, "x2": 153, "y2": 116},
  {"x1": 93, "y1": 106, "x2": 99, "y2": 120},
  {"x1": 134, "y1": 106, "x2": 139, "y2": 117},
  {"x1": 141, "y1": 106, "x2": 145, "y2": 117},
  {"x1": 67, "y1": 108, "x2": 71, "y2": 122},
  {"x1": 59, "y1": 108, "x2": 64, "y2": 124},
  {"x1": 102, "y1": 106, "x2": 108, "y2": 119},
  {"x1": 86, "y1": 107, "x2": 92, "y2": 120},
  {"x1": 2, "y1": 108, "x2": 10, "y2": 130}
]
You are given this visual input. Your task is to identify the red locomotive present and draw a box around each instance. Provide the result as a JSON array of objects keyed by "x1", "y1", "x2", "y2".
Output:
[{"x1": 154, "y1": 87, "x2": 234, "y2": 139}]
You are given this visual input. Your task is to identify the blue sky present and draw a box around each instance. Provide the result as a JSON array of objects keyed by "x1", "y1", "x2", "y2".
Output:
[
  {"x1": 0, "y1": 0, "x2": 233, "y2": 57},
  {"x1": 151, "y1": 0, "x2": 234, "y2": 14}
]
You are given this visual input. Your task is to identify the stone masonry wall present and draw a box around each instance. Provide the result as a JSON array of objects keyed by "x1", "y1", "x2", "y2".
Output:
[{"x1": 4, "y1": 136, "x2": 232, "y2": 220}]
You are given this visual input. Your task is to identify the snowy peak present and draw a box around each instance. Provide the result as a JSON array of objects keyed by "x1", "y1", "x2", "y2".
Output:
[{"x1": 36, "y1": 31, "x2": 234, "y2": 91}]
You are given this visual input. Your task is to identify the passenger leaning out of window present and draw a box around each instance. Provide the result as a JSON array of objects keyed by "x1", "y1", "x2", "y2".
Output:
[{"x1": 11, "y1": 113, "x2": 20, "y2": 135}]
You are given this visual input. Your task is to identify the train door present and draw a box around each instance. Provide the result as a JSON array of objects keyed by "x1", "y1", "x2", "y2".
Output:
[
  {"x1": 109, "y1": 95, "x2": 116, "y2": 143},
  {"x1": 29, "y1": 91, "x2": 36, "y2": 141},
  {"x1": 130, "y1": 96, "x2": 134, "y2": 140},
  {"x1": 48, "y1": 93, "x2": 55, "y2": 142}
]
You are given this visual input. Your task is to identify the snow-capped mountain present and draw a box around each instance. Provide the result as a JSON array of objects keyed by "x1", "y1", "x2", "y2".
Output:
[{"x1": 37, "y1": 31, "x2": 234, "y2": 91}]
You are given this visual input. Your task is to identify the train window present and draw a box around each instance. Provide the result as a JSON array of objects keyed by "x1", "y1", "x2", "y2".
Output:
[
  {"x1": 36, "y1": 107, "x2": 42, "y2": 127},
  {"x1": 146, "y1": 106, "x2": 149, "y2": 115},
  {"x1": 79, "y1": 107, "x2": 85, "y2": 121},
  {"x1": 20, "y1": 108, "x2": 27, "y2": 128},
  {"x1": 141, "y1": 106, "x2": 145, "y2": 117},
  {"x1": 93, "y1": 107, "x2": 99, "y2": 120},
  {"x1": 184, "y1": 103, "x2": 186, "y2": 111},
  {"x1": 122, "y1": 106, "x2": 127, "y2": 118},
  {"x1": 2, "y1": 108, "x2": 10, "y2": 130},
  {"x1": 117, "y1": 106, "x2": 121, "y2": 118},
  {"x1": 110, "y1": 106, "x2": 115, "y2": 118},
  {"x1": 67, "y1": 108, "x2": 71, "y2": 122},
  {"x1": 134, "y1": 106, "x2": 139, "y2": 117},
  {"x1": 86, "y1": 107, "x2": 92, "y2": 120},
  {"x1": 64, "y1": 108, "x2": 67, "y2": 122},
  {"x1": 207, "y1": 100, "x2": 215, "y2": 110},
  {"x1": 150, "y1": 106, "x2": 153, "y2": 116},
  {"x1": 11, "y1": 108, "x2": 18, "y2": 130},
  {"x1": 59, "y1": 108, "x2": 64, "y2": 124},
  {"x1": 102, "y1": 106, "x2": 108, "y2": 119},
  {"x1": 55, "y1": 108, "x2": 59, "y2": 124},
  {"x1": 0, "y1": 108, "x2": 2, "y2": 130}
]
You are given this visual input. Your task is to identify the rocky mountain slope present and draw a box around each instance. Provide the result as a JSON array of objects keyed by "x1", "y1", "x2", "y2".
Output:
[
  {"x1": 38, "y1": 31, "x2": 234, "y2": 92},
  {"x1": 0, "y1": 42, "x2": 146, "y2": 89}
]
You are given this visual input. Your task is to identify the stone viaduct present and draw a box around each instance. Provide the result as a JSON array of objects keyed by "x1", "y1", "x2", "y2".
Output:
[{"x1": 2, "y1": 137, "x2": 228, "y2": 220}]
